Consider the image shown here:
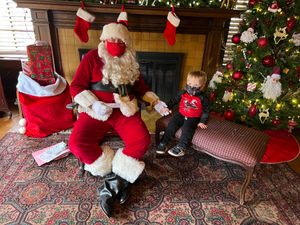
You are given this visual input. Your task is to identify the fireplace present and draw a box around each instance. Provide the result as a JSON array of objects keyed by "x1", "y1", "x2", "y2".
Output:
[
  {"x1": 79, "y1": 49, "x2": 183, "y2": 102},
  {"x1": 137, "y1": 52, "x2": 183, "y2": 102}
]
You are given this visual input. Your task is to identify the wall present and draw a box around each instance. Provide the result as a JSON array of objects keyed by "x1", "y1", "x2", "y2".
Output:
[{"x1": 58, "y1": 28, "x2": 206, "y2": 89}]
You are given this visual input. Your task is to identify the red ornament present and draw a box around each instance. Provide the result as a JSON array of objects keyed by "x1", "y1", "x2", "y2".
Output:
[
  {"x1": 271, "y1": 116, "x2": 281, "y2": 126},
  {"x1": 247, "y1": 50, "x2": 252, "y2": 55},
  {"x1": 270, "y1": 1, "x2": 279, "y2": 10},
  {"x1": 262, "y1": 55, "x2": 275, "y2": 67},
  {"x1": 248, "y1": 0, "x2": 257, "y2": 8},
  {"x1": 224, "y1": 109, "x2": 235, "y2": 121},
  {"x1": 232, "y1": 34, "x2": 241, "y2": 44},
  {"x1": 232, "y1": 71, "x2": 243, "y2": 80},
  {"x1": 226, "y1": 63, "x2": 233, "y2": 71},
  {"x1": 297, "y1": 66, "x2": 300, "y2": 78},
  {"x1": 209, "y1": 91, "x2": 217, "y2": 102},
  {"x1": 248, "y1": 104, "x2": 257, "y2": 117},
  {"x1": 257, "y1": 37, "x2": 268, "y2": 48},
  {"x1": 287, "y1": 16, "x2": 297, "y2": 32}
]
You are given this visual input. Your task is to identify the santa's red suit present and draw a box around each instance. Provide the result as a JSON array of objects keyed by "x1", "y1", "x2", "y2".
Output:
[{"x1": 69, "y1": 23, "x2": 160, "y2": 184}]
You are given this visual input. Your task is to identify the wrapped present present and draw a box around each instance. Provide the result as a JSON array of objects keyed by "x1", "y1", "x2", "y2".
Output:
[{"x1": 26, "y1": 41, "x2": 56, "y2": 86}]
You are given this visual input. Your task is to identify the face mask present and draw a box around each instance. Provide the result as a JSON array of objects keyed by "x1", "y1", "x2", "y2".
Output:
[
  {"x1": 185, "y1": 84, "x2": 201, "y2": 96},
  {"x1": 105, "y1": 41, "x2": 126, "y2": 57}
]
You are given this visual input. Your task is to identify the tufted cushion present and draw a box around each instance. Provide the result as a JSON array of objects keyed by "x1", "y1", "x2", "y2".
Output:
[{"x1": 175, "y1": 115, "x2": 269, "y2": 168}]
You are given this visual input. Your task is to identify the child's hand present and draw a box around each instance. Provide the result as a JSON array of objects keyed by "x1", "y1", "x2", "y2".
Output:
[{"x1": 197, "y1": 123, "x2": 208, "y2": 129}]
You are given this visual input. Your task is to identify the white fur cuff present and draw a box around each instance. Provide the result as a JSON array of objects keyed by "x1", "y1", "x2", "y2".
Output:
[
  {"x1": 112, "y1": 149, "x2": 145, "y2": 183},
  {"x1": 74, "y1": 90, "x2": 98, "y2": 108},
  {"x1": 167, "y1": 12, "x2": 180, "y2": 27},
  {"x1": 84, "y1": 145, "x2": 115, "y2": 176},
  {"x1": 76, "y1": 8, "x2": 95, "y2": 23}
]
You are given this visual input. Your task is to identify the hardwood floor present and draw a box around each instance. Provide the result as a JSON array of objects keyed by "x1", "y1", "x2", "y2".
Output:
[{"x1": 0, "y1": 107, "x2": 299, "y2": 175}]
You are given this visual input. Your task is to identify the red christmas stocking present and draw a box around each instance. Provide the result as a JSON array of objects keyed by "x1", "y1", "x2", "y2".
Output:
[
  {"x1": 163, "y1": 12, "x2": 180, "y2": 46},
  {"x1": 74, "y1": 8, "x2": 95, "y2": 43}
]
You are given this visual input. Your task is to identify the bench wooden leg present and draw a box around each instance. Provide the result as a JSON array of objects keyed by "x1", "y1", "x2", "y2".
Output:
[
  {"x1": 240, "y1": 167, "x2": 254, "y2": 205},
  {"x1": 78, "y1": 161, "x2": 85, "y2": 177}
]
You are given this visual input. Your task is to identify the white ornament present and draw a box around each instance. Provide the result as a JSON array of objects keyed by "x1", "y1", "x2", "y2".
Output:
[
  {"x1": 274, "y1": 27, "x2": 288, "y2": 44},
  {"x1": 241, "y1": 28, "x2": 257, "y2": 44},
  {"x1": 291, "y1": 33, "x2": 300, "y2": 46},
  {"x1": 260, "y1": 75, "x2": 282, "y2": 101},
  {"x1": 259, "y1": 108, "x2": 270, "y2": 124},
  {"x1": 222, "y1": 90, "x2": 233, "y2": 102},
  {"x1": 18, "y1": 118, "x2": 26, "y2": 126},
  {"x1": 19, "y1": 127, "x2": 26, "y2": 134},
  {"x1": 247, "y1": 82, "x2": 257, "y2": 92},
  {"x1": 208, "y1": 71, "x2": 223, "y2": 89}
]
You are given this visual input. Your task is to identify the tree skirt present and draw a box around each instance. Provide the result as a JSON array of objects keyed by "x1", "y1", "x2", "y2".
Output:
[{"x1": 261, "y1": 130, "x2": 300, "y2": 164}]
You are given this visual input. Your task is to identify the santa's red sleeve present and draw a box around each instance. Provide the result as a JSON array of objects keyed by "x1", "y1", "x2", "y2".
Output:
[{"x1": 70, "y1": 50, "x2": 102, "y2": 108}]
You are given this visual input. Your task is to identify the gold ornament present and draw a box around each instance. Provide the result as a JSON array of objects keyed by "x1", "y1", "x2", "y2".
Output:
[
  {"x1": 274, "y1": 27, "x2": 288, "y2": 44},
  {"x1": 283, "y1": 68, "x2": 289, "y2": 74},
  {"x1": 291, "y1": 98, "x2": 299, "y2": 106},
  {"x1": 275, "y1": 103, "x2": 282, "y2": 111},
  {"x1": 220, "y1": 0, "x2": 237, "y2": 9},
  {"x1": 240, "y1": 115, "x2": 246, "y2": 122}
]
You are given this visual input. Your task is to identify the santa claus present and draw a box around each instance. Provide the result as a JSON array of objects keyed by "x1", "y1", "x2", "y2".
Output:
[
  {"x1": 260, "y1": 66, "x2": 282, "y2": 101},
  {"x1": 69, "y1": 12, "x2": 167, "y2": 217}
]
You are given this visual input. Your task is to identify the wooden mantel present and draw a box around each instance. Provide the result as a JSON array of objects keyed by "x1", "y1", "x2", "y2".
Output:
[{"x1": 14, "y1": 0, "x2": 242, "y2": 77}]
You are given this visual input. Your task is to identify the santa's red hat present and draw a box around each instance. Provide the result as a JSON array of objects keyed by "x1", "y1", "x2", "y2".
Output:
[
  {"x1": 271, "y1": 66, "x2": 281, "y2": 79},
  {"x1": 100, "y1": 6, "x2": 131, "y2": 46}
]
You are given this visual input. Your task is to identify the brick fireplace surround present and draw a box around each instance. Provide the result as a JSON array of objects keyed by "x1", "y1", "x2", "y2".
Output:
[{"x1": 15, "y1": 0, "x2": 241, "y2": 86}]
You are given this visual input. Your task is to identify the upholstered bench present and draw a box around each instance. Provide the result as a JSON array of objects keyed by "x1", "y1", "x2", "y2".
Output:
[{"x1": 155, "y1": 113, "x2": 269, "y2": 205}]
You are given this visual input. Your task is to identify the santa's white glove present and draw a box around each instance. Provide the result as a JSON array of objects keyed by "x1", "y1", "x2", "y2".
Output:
[
  {"x1": 154, "y1": 100, "x2": 171, "y2": 116},
  {"x1": 92, "y1": 101, "x2": 113, "y2": 117}
]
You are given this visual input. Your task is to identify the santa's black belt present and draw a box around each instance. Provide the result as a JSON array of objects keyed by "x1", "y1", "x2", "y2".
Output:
[{"x1": 90, "y1": 82, "x2": 133, "y2": 96}]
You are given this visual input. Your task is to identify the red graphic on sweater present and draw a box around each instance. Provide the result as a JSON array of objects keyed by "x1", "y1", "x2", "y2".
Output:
[{"x1": 179, "y1": 93, "x2": 202, "y2": 118}]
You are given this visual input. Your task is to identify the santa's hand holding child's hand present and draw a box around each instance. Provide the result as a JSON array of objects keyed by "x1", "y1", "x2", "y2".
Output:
[
  {"x1": 154, "y1": 100, "x2": 171, "y2": 116},
  {"x1": 92, "y1": 101, "x2": 113, "y2": 117},
  {"x1": 197, "y1": 123, "x2": 208, "y2": 129}
]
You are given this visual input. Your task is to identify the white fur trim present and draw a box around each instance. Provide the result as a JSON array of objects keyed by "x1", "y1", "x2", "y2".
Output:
[
  {"x1": 74, "y1": 90, "x2": 98, "y2": 108},
  {"x1": 112, "y1": 149, "x2": 145, "y2": 183},
  {"x1": 167, "y1": 12, "x2": 180, "y2": 27},
  {"x1": 271, "y1": 74, "x2": 280, "y2": 79},
  {"x1": 78, "y1": 105, "x2": 112, "y2": 121},
  {"x1": 84, "y1": 145, "x2": 115, "y2": 176},
  {"x1": 117, "y1": 11, "x2": 127, "y2": 23},
  {"x1": 17, "y1": 72, "x2": 66, "y2": 97},
  {"x1": 76, "y1": 8, "x2": 95, "y2": 23},
  {"x1": 100, "y1": 23, "x2": 131, "y2": 46}
]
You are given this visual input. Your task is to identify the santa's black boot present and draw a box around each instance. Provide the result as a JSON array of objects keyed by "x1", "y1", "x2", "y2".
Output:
[{"x1": 98, "y1": 173, "x2": 130, "y2": 217}]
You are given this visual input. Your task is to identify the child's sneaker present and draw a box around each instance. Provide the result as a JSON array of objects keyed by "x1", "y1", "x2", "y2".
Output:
[
  {"x1": 168, "y1": 145, "x2": 185, "y2": 157},
  {"x1": 156, "y1": 142, "x2": 167, "y2": 155}
]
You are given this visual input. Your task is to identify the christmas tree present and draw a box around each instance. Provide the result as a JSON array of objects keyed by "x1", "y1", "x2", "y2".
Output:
[{"x1": 208, "y1": 0, "x2": 300, "y2": 131}]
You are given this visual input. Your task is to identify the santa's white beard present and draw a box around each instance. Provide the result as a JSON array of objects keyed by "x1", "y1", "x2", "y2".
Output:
[
  {"x1": 260, "y1": 78, "x2": 282, "y2": 101},
  {"x1": 98, "y1": 42, "x2": 140, "y2": 87}
]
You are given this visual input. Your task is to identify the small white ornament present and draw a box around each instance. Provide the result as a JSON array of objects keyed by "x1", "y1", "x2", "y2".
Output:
[
  {"x1": 208, "y1": 71, "x2": 223, "y2": 90},
  {"x1": 291, "y1": 33, "x2": 300, "y2": 46},
  {"x1": 241, "y1": 28, "x2": 257, "y2": 44},
  {"x1": 19, "y1": 127, "x2": 26, "y2": 134},
  {"x1": 274, "y1": 27, "x2": 288, "y2": 44},
  {"x1": 18, "y1": 118, "x2": 26, "y2": 126},
  {"x1": 222, "y1": 90, "x2": 233, "y2": 102},
  {"x1": 247, "y1": 82, "x2": 257, "y2": 92},
  {"x1": 259, "y1": 108, "x2": 270, "y2": 124}
]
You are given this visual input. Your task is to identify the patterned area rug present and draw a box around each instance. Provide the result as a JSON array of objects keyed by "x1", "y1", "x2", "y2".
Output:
[{"x1": 0, "y1": 133, "x2": 300, "y2": 225}]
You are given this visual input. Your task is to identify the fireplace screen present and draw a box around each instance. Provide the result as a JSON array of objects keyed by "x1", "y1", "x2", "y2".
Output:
[
  {"x1": 79, "y1": 49, "x2": 184, "y2": 102},
  {"x1": 137, "y1": 52, "x2": 183, "y2": 102}
]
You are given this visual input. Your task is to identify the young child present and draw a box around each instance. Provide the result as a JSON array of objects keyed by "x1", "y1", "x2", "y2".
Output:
[{"x1": 156, "y1": 70, "x2": 209, "y2": 157}]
